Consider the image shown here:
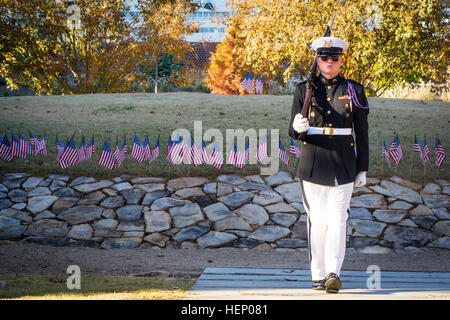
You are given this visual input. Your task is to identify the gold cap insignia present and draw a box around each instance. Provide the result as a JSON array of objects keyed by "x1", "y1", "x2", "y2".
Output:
[{"x1": 324, "y1": 40, "x2": 333, "y2": 48}]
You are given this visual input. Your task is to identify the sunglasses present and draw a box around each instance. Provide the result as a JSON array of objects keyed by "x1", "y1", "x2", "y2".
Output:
[{"x1": 319, "y1": 56, "x2": 340, "y2": 62}]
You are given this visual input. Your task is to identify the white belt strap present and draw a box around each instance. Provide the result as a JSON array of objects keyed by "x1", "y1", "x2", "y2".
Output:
[{"x1": 307, "y1": 127, "x2": 352, "y2": 136}]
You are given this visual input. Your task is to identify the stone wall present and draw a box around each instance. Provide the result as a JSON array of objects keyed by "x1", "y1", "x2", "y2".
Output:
[{"x1": 0, "y1": 171, "x2": 449, "y2": 252}]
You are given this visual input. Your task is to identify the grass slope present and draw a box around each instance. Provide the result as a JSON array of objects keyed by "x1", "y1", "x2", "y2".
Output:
[
  {"x1": 0, "y1": 92, "x2": 448, "y2": 182},
  {"x1": 0, "y1": 274, "x2": 193, "y2": 300}
]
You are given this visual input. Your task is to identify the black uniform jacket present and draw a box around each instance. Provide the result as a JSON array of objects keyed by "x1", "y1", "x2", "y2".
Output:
[{"x1": 289, "y1": 73, "x2": 369, "y2": 186}]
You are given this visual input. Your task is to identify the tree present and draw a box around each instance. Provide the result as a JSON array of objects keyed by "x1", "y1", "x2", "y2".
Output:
[
  {"x1": 223, "y1": 0, "x2": 449, "y2": 95},
  {"x1": 0, "y1": 0, "x2": 139, "y2": 95},
  {"x1": 205, "y1": 24, "x2": 248, "y2": 94},
  {"x1": 0, "y1": 0, "x2": 201, "y2": 95},
  {"x1": 135, "y1": 0, "x2": 200, "y2": 93}
]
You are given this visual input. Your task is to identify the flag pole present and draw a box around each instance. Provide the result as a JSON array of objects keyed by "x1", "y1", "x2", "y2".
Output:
[
  {"x1": 423, "y1": 157, "x2": 426, "y2": 178},
  {"x1": 157, "y1": 134, "x2": 161, "y2": 174},
  {"x1": 21, "y1": 130, "x2": 26, "y2": 171},
  {"x1": 381, "y1": 149, "x2": 384, "y2": 174},
  {"x1": 94, "y1": 133, "x2": 99, "y2": 178},
  {"x1": 167, "y1": 132, "x2": 171, "y2": 179},
  {"x1": 177, "y1": 139, "x2": 181, "y2": 177},
  {"x1": 436, "y1": 135, "x2": 439, "y2": 177},
  {"x1": 30, "y1": 130, "x2": 35, "y2": 169},
  {"x1": 410, "y1": 148, "x2": 414, "y2": 175},
  {"x1": 186, "y1": 136, "x2": 191, "y2": 177},
  {"x1": 146, "y1": 131, "x2": 150, "y2": 174}
]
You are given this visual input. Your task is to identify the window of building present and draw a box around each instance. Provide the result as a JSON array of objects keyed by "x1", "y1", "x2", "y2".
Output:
[{"x1": 204, "y1": 2, "x2": 214, "y2": 11}]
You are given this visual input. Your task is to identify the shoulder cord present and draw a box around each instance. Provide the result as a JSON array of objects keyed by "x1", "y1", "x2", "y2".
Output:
[{"x1": 347, "y1": 80, "x2": 369, "y2": 109}]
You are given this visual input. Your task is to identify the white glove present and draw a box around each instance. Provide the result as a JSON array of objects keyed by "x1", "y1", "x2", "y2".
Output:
[
  {"x1": 355, "y1": 171, "x2": 367, "y2": 187},
  {"x1": 293, "y1": 114, "x2": 310, "y2": 134}
]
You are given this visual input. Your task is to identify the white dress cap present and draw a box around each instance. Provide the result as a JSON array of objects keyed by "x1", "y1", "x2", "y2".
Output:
[{"x1": 311, "y1": 37, "x2": 349, "y2": 52}]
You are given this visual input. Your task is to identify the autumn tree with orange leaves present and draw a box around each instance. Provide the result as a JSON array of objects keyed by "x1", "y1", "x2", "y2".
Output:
[{"x1": 204, "y1": 24, "x2": 248, "y2": 95}]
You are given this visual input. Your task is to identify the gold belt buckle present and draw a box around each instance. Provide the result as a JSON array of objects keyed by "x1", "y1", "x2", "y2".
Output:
[{"x1": 323, "y1": 127, "x2": 334, "y2": 135}]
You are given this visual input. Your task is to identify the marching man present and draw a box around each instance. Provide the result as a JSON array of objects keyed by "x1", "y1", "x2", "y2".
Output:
[{"x1": 289, "y1": 36, "x2": 369, "y2": 293}]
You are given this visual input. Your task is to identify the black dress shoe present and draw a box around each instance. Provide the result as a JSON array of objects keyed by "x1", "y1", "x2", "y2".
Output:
[
  {"x1": 325, "y1": 273, "x2": 342, "y2": 293},
  {"x1": 312, "y1": 279, "x2": 326, "y2": 290}
]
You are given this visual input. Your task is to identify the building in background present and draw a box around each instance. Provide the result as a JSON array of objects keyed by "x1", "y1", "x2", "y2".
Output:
[
  {"x1": 125, "y1": 0, "x2": 230, "y2": 71},
  {"x1": 185, "y1": 1, "x2": 230, "y2": 70},
  {"x1": 184, "y1": 0, "x2": 230, "y2": 43}
]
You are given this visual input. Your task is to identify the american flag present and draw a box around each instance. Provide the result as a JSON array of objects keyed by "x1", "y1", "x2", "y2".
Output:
[
  {"x1": 278, "y1": 139, "x2": 290, "y2": 166},
  {"x1": 113, "y1": 138, "x2": 120, "y2": 164},
  {"x1": 227, "y1": 142, "x2": 237, "y2": 165},
  {"x1": 244, "y1": 138, "x2": 250, "y2": 165},
  {"x1": 235, "y1": 143, "x2": 246, "y2": 168},
  {"x1": 435, "y1": 137, "x2": 446, "y2": 169},
  {"x1": 289, "y1": 138, "x2": 301, "y2": 158},
  {"x1": 77, "y1": 136, "x2": 87, "y2": 164},
  {"x1": 149, "y1": 135, "x2": 160, "y2": 164},
  {"x1": 423, "y1": 135, "x2": 430, "y2": 163},
  {"x1": 11, "y1": 133, "x2": 23, "y2": 158},
  {"x1": 29, "y1": 131, "x2": 47, "y2": 155},
  {"x1": 257, "y1": 134, "x2": 268, "y2": 163},
  {"x1": 413, "y1": 135, "x2": 423, "y2": 161},
  {"x1": 170, "y1": 135, "x2": 184, "y2": 164},
  {"x1": 36, "y1": 133, "x2": 47, "y2": 155},
  {"x1": 389, "y1": 136, "x2": 400, "y2": 166},
  {"x1": 113, "y1": 138, "x2": 122, "y2": 166},
  {"x1": 29, "y1": 131, "x2": 39, "y2": 155},
  {"x1": 228, "y1": 142, "x2": 245, "y2": 168},
  {"x1": 240, "y1": 72, "x2": 249, "y2": 91},
  {"x1": 166, "y1": 135, "x2": 174, "y2": 164},
  {"x1": 246, "y1": 73, "x2": 254, "y2": 92},
  {"x1": 142, "y1": 135, "x2": 152, "y2": 162},
  {"x1": 98, "y1": 140, "x2": 115, "y2": 170},
  {"x1": 182, "y1": 136, "x2": 193, "y2": 165},
  {"x1": 56, "y1": 136, "x2": 64, "y2": 161},
  {"x1": 0, "y1": 134, "x2": 13, "y2": 162},
  {"x1": 131, "y1": 134, "x2": 145, "y2": 163},
  {"x1": 59, "y1": 137, "x2": 79, "y2": 169},
  {"x1": 113, "y1": 137, "x2": 127, "y2": 166},
  {"x1": 85, "y1": 136, "x2": 95, "y2": 160},
  {"x1": 396, "y1": 134, "x2": 403, "y2": 161},
  {"x1": 382, "y1": 140, "x2": 391, "y2": 168},
  {"x1": 122, "y1": 137, "x2": 127, "y2": 155},
  {"x1": 209, "y1": 141, "x2": 224, "y2": 169},
  {"x1": 19, "y1": 132, "x2": 33, "y2": 157},
  {"x1": 190, "y1": 136, "x2": 203, "y2": 167},
  {"x1": 255, "y1": 75, "x2": 264, "y2": 94},
  {"x1": 201, "y1": 139, "x2": 209, "y2": 164}
]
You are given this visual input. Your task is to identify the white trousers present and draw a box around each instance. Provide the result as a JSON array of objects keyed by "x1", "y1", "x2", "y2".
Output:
[{"x1": 302, "y1": 179, "x2": 354, "y2": 281}]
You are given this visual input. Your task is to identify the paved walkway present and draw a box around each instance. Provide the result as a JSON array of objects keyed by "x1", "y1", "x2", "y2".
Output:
[{"x1": 185, "y1": 267, "x2": 450, "y2": 300}]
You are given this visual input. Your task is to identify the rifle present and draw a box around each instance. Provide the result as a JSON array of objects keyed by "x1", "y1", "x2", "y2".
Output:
[{"x1": 300, "y1": 14, "x2": 336, "y2": 118}]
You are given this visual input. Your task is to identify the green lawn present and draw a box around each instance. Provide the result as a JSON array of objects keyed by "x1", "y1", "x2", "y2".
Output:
[
  {"x1": 0, "y1": 274, "x2": 193, "y2": 300},
  {"x1": 0, "y1": 92, "x2": 448, "y2": 182}
]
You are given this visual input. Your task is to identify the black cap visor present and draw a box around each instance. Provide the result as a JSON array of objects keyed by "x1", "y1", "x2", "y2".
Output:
[{"x1": 317, "y1": 47, "x2": 343, "y2": 57}]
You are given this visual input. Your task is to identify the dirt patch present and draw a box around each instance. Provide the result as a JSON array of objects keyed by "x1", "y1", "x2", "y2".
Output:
[{"x1": 0, "y1": 243, "x2": 449, "y2": 278}]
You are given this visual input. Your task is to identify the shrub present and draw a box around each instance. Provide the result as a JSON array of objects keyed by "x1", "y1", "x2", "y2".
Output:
[{"x1": 381, "y1": 81, "x2": 449, "y2": 101}]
